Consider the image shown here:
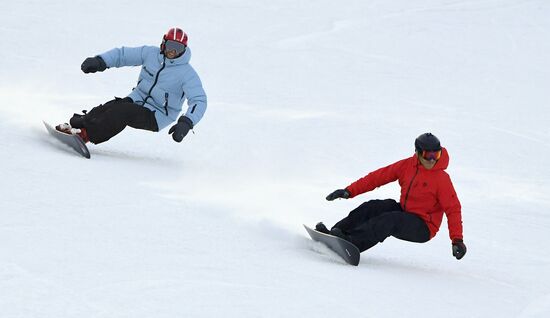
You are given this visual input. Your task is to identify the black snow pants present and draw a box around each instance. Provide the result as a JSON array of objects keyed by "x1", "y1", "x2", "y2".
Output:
[
  {"x1": 71, "y1": 97, "x2": 159, "y2": 144},
  {"x1": 333, "y1": 199, "x2": 431, "y2": 252}
]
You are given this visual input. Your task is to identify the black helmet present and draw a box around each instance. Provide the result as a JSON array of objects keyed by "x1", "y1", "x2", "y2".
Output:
[{"x1": 415, "y1": 133, "x2": 441, "y2": 152}]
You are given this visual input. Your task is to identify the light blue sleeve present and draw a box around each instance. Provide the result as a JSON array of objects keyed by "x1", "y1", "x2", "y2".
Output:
[
  {"x1": 183, "y1": 74, "x2": 207, "y2": 126},
  {"x1": 98, "y1": 46, "x2": 154, "y2": 68}
]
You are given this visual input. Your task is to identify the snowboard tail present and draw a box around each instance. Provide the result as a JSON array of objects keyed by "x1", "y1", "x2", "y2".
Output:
[
  {"x1": 43, "y1": 121, "x2": 91, "y2": 159},
  {"x1": 304, "y1": 224, "x2": 360, "y2": 266}
]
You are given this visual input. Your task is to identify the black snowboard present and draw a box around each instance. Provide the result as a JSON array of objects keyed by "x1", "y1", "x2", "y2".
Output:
[
  {"x1": 43, "y1": 121, "x2": 90, "y2": 159},
  {"x1": 304, "y1": 224, "x2": 360, "y2": 266}
]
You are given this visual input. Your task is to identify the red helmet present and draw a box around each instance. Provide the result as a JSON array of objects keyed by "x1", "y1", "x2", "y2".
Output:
[
  {"x1": 161, "y1": 27, "x2": 188, "y2": 57},
  {"x1": 163, "y1": 27, "x2": 188, "y2": 46}
]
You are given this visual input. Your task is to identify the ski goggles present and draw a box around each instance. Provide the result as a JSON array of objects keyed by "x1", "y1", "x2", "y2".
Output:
[
  {"x1": 420, "y1": 149, "x2": 442, "y2": 161},
  {"x1": 164, "y1": 40, "x2": 187, "y2": 55}
]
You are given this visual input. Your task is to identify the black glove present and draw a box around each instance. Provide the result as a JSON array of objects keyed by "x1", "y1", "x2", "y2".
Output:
[
  {"x1": 168, "y1": 116, "x2": 193, "y2": 142},
  {"x1": 452, "y1": 239, "x2": 467, "y2": 260},
  {"x1": 81, "y1": 56, "x2": 107, "y2": 73},
  {"x1": 326, "y1": 189, "x2": 350, "y2": 201}
]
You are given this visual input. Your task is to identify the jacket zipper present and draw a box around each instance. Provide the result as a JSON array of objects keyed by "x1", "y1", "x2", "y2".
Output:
[
  {"x1": 142, "y1": 56, "x2": 167, "y2": 108},
  {"x1": 403, "y1": 165, "x2": 419, "y2": 211},
  {"x1": 143, "y1": 66, "x2": 154, "y2": 77},
  {"x1": 164, "y1": 93, "x2": 169, "y2": 116}
]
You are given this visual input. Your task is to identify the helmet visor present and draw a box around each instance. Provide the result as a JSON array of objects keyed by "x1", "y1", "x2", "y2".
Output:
[
  {"x1": 420, "y1": 150, "x2": 441, "y2": 161},
  {"x1": 164, "y1": 40, "x2": 186, "y2": 56}
]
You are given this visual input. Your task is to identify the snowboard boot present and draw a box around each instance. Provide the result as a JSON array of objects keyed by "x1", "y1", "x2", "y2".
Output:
[
  {"x1": 315, "y1": 222, "x2": 331, "y2": 234},
  {"x1": 55, "y1": 123, "x2": 90, "y2": 143},
  {"x1": 330, "y1": 227, "x2": 352, "y2": 242},
  {"x1": 77, "y1": 127, "x2": 90, "y2": 143},
  {"x1": 55, "y1": 123, "x2": 75, "y2": 134}
]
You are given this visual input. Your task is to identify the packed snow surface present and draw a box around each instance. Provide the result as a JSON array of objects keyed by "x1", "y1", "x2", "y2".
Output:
[{"x1": 1, "y1": 0, "x2": 549, "y2": 317}]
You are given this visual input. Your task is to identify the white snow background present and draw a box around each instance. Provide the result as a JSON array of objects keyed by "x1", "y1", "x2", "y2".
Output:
[{"x1": 1, "y1": 0, "x2": 549, "y2": 317}]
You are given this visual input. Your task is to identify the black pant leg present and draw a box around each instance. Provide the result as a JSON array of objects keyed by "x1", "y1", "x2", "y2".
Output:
[
  {"x1": 125, "y1": 104, "x2": 159, "y2": 131},
  {"x1": 392, "y1": 212, "x2": 431, "y2": 243},
  {"x1": 350, "y1": 211, "x2": 430, "y2": 252},
  {"x1": 82, "y1": 99, "x2": 158, "y2": 144},
  {"x1": 86, "y1": 98, "x2": 119, "y2": 116},
  {"x1": 332, "y1": 199, "x2": 401, "y2": 233}
]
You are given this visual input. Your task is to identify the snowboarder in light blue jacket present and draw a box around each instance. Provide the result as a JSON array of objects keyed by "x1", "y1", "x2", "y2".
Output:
[{"x1": 57, "y1": 27, "x2": 207, "y2": 145}]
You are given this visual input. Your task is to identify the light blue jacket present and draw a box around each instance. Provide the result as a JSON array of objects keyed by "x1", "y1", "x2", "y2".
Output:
[{"x1": 99, "y1": 46, "x2": 207, "y2": 130}]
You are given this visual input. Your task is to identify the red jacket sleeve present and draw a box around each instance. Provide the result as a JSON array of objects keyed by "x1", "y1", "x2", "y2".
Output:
[
  {"x1": 438, "y1": 173, "x2": 463, "y2": 240},
  {"x1": 345, "y1": 159, "x2": 407, "y2": 198}
]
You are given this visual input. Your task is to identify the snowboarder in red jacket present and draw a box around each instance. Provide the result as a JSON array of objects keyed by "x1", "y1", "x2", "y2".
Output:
[{"x1": 317, "y1": 133, "x2": 467, "y2": 260}]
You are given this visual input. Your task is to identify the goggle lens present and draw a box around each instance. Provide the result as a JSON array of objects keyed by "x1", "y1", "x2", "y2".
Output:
[
  {"x1": 421, "y1": 150, "x2": 441, "y2": 161},
  {"x1": 164, "y1": 40, "x2": 186, "y2": 55}
]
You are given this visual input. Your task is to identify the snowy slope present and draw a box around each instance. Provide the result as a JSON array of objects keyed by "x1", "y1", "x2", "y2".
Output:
[{"x1": 1, "y1": 0, "x2": 550, "y2": 317}]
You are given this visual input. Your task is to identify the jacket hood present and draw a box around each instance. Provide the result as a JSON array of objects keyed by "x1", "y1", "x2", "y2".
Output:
[{"x1": 412, "y1": 147, "x2": 450, "y2": 170}]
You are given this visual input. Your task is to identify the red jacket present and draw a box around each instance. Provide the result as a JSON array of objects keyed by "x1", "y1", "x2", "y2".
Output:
[{"x1": 345, "y1": 147, "x2": 463, "y2": 241}]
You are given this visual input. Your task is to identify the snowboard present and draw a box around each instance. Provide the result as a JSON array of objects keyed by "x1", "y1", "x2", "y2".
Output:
[
  {"x1": 43, "y1": 121, "x2": 90, "y2": 159},
  {"x1": 303, "y1": 224, "x2": 360, "y2": 266}
]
